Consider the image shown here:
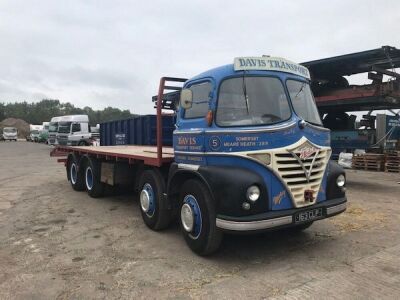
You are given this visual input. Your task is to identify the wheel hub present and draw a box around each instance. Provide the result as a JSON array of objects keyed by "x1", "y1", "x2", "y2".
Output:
[
  {"x1": 140, "y1": 183, "x2": 155, "y2": 216},
  {"x1": 181, "y1": 203, "x2": 194, "y2": 232},
  {"x1": 70, "y1": 163, "x2": 77, "y2": 184},
  {"x1": 85, "y1": 167, "x2": 93, "y2": 190},
  {"x1": 140, "y1": 189, "x2": 150, "y2": 212}
]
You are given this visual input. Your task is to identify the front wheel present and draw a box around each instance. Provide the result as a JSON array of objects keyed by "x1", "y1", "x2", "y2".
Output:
[{"x1": 179, "y1": 179, "x2": 222, "y2": 256}]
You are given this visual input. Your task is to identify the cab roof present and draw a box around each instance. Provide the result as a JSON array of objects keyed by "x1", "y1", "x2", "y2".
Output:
[
  {"x1": 50, "y1": 116, "x2": 62, "y2": 122},
  {"x1": 59, "y1": 115, "x2": 89, "y2": 122},
  {"x1": 188, "y1": 63, "x2": 308, "y2": 85}
]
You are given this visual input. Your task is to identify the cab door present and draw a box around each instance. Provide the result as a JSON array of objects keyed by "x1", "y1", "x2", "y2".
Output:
[{"x1": 174, "y1": 79, "x2": 214, "y2": 164}]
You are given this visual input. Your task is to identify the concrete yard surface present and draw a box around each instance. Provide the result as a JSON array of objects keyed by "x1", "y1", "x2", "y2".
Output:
[{"x1": 0, "y1": 141, "x2": 400, "y2": 299}]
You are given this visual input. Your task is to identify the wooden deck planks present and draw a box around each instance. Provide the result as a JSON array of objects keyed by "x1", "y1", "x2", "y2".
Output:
[
  {"x1": 56, "y1": 145, "x2": 175, "y2": 166},
  {"x1": 71, "y1": 145, "x2": 174, "y2": 158}
]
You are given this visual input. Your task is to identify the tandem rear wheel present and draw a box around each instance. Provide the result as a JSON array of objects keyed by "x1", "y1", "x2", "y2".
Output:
[
  {"x1": 83, "y1": 157, "x2": 105, "y2": 198},
  {"x1": 67, "y1": 155, "x2": 85, "y2": 191},
  {"x1": 179, "y1": 179, "x2": 222, "y2": 256},
  {"x1": 138, "y1": 169, "x2": 172, "y2": 231}
]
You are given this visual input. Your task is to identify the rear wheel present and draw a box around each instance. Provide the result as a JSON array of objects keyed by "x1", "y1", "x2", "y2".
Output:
[
  {"x1": 84, "y1": 158, "x2": 105, "y2": 198},
  {"x1": 68, "y1": 156, "x2": 85, "y2": 191},
  {"x1": 138, "y1": 169, "x2": 171, "y2": 230},
  {"x1": 179, "y1": 179, "x2": 222, "y2": 256}
]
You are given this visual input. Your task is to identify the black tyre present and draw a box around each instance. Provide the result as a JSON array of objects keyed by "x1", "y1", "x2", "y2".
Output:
[
  {"x1": 84, "y1": 157, "x2": 105, "y2": 198},
  {"x1": 67, "y1": 155, "x2": 85, "y2": 191},
  {"x1": 138, "y1": 169, "x2": 171, "y2": 231},
  {"x1": 179, "y1": 179, "x2": 222, "y2": 256},
  {"x1": 78, "y1": 141, "x2": 86, "y2": 146}
]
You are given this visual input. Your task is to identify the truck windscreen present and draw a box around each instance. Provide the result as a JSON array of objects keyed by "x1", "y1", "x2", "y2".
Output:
[
  {"x1": 286, "y1": 80, "x2": 322, "y2": 126},
  {"x1": 216, "y1": 77, "x2": 291, "y2": 126},
  {"x1": 3, "y1": 128, "x2": 17, "y2": 133},
  {"x1": 49, "y1": 122, "x2": 58, "y2": 132},
  {"x1": 58, "y1": 122, "x2": 71, "y2": 133}
]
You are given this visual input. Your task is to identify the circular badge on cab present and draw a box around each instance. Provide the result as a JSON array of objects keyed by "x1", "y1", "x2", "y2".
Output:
[{"x1": 209, "y1": 136, "x2": 221, "y2": 151}]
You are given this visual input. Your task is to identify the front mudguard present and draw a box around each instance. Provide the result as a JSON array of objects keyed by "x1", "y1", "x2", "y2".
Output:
[
  {"x1": 168, "y1": 163, "x2": 269, "y2": 218},
  {"x1": 326, "y1": 160, "x2": 346, "y2": 200}
]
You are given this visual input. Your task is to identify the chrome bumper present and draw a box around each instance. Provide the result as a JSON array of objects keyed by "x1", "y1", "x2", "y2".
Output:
[
  {"x1": 216, "y1": 215, "x2": 293, "y2": 231},
  {"x1": 216, "y1": 201, "x2": 347, "y2": 232}
]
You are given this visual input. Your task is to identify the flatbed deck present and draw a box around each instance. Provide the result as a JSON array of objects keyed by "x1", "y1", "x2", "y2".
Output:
[{"x1": 52, "y1": 145, "x2": 175, "y2": 166}]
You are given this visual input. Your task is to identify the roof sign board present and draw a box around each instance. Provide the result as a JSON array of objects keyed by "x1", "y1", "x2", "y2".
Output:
[{"x1": 234, "y1": 56, "x2": 311, "y2": 79}]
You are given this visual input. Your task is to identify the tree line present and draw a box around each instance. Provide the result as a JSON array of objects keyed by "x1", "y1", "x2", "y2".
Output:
[{"x1": 0, "y1": 99, "x2": 136, "y2": 125}]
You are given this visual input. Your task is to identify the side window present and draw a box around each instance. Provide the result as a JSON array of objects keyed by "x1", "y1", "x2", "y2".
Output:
[
  {"x1": 184, "y1": 82, "x2": 212, "y2": 119},
  {"x1": 72, "y1": 123, "x2": 81, "y2": 132},
  {"x1": 81, "y1": 123, "x2": 89, "y2": 132}
]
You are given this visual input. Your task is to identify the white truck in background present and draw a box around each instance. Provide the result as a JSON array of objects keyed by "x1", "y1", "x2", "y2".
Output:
[
  {"x1": 2, "y1": 127, "x2": 18, "y2": 141},
  {"x1": 42, "y1": 122, "x2": 49, "y2": 132},
  {"x1": 48, "y1": 116, "x2": 62, "y2": 145},
  {"x1": 56, "y1": 115, "x2": 98, "y2": 146}
]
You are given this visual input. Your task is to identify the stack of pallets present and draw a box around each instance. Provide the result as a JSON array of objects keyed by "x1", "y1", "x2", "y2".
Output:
[
  {"x1": 384, "y1": 151, "x2": 400, "y2": 173},
  {"x1": 352, "y1": 153, "x2": 384, "y2": 171}
]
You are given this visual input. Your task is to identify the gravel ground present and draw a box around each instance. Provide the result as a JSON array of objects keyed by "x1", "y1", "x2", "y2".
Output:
[{"x1": 0, "y1": 141, "x2": 400, "y2": 299}]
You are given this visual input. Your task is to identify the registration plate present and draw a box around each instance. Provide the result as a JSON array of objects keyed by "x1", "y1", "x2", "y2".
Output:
[{"x1": 295, "y1": 208, "x2": 323, "y2": 223}]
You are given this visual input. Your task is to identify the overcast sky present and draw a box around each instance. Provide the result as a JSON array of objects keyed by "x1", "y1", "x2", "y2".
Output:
[{"x1": 0, "y1": 0, "x2": 399, "y2": 114}]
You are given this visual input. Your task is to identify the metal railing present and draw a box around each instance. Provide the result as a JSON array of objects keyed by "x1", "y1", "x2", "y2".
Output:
[{"x1": 155, "y1": 77, "x2": 187, "y2": 166}]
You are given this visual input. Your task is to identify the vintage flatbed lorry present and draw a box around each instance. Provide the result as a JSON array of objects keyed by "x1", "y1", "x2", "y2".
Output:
[{"x1": 52, "y1": 56, "x2": 347, "y2": 255}]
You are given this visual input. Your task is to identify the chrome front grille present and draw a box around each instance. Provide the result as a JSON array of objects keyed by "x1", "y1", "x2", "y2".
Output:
[{"x1": 272, "y1": 143, "x2": 330, "y2": 208}]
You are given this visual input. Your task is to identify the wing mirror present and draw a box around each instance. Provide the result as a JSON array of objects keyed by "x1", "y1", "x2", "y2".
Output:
[{"x1": 180, "y1": 89, "x2": 193, "y2": 109}]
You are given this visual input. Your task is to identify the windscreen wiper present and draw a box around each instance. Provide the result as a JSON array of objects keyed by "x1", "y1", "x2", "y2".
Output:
[
  {"x1": 294, "y1": 82, "x2": 306, "y2": 99},
  {"x1": 242, "y1": 71, "x2": 250, "y2": 114}
]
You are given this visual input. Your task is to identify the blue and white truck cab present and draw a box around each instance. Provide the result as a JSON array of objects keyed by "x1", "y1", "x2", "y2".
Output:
[
  {"x1": 56, "y1": 56, "x2": 347, "y2": 256},
  {"x1": 170, "y1": 56, "x2": 346, "y2": 242}
]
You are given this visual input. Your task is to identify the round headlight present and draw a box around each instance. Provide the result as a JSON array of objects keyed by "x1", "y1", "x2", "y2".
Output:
[
  {"x1": 336, "y1": 174, "x2": 345, "y2": 187},
  {"x1": 246, "y1": 185, "x2": 260, "y2": 202}
]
